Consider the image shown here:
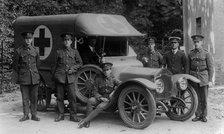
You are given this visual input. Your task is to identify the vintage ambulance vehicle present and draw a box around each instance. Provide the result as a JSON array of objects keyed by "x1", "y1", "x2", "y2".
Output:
[{"x1": 13, "y1": 13, "x2": 200, "y2": 129}]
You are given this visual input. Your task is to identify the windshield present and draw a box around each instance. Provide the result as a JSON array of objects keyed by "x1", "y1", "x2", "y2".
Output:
[{"x1": 95, "y1": 37, "x2": 127, "y2": 56}]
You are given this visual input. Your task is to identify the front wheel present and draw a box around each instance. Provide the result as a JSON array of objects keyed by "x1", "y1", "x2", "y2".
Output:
[
  {"x1": 118, "y1": 85, "x2": 156, "y2": 129},
  {"x1": 165, "y1": 85, "x2": 198, "y2": 121}
]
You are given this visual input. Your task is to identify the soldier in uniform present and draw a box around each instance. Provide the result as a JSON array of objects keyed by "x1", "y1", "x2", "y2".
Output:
[
  {"x1": 53, "y1": 32, "x2": 83, "y2": 122},
  {"x1": 13, "y1": 31, "x2": 40, "y2": 121},
  {"x1": 78, "y1": 62, "x2": 120, "y2": 128},
  {"x1": 141, "y1": 37, "x2": 164, "y2": 68},
  {"x1": 189, "y1": 35, "x2": 214, "y2": 122},
  {"x1": 164, "y1": 37, "x2": 187, "y2": 74}
]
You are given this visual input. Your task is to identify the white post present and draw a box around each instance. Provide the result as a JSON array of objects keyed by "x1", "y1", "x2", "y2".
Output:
[{"x1": 182, "y1": 0, "x2": 190, "y2": 53}]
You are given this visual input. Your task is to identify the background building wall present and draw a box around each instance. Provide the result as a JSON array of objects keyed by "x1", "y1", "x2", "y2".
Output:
[
  {"x1": 183, "y1": 0, "x2": 224, "y2": 85},
  {"x1": 213, "y1": 0, "x2": 224, "y2": 60},
  {"x1": 183, "y1": 0, "x2": 214, "y2": 53},
  {"x1": 213, "y1": 0, "x2": 224, "y2": 85}
]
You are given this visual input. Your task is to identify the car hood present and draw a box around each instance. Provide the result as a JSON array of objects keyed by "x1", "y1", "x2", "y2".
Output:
[{"x1": 112, "y1": 66, "x2": 169, "y2": 82}]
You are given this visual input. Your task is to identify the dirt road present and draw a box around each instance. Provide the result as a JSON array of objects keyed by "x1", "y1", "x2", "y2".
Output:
[{"x1": 0, "y1": 87, "x2": 224, "y2": 134}]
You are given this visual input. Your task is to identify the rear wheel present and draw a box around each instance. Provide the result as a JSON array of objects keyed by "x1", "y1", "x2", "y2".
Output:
[
  {"x1": 118, "y1": 85, "x2": 156, "y2": 129},
  {"x1": 165, "y1": 85, "x2": 198, "y2": 121},
  {"x1": 75, "y1": 65, "x2": 102, "y2": 103}
]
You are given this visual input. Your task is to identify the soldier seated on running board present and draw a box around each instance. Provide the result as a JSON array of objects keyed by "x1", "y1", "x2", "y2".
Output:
[{"x1": 78, "y1": 62, "x2": 121, "y2": 128}]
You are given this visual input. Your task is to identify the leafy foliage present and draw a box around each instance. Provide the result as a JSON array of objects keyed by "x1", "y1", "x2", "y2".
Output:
[
  {"x1": 122, "y1": 0, "x2": 183, "y2": 40},
  {"x1": 0, "y1": 0, "x2": 182, "y2": 93}
]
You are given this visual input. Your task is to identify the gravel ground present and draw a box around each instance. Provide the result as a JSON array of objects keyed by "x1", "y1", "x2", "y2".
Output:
[{"x1": 0, "y1": 86, "x2": 223, "y2": 134}]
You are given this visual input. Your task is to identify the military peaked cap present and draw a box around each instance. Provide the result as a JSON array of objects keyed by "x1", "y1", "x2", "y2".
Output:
[
  {"x1": 191, "y1": 34, "x2": 204, "y2": 41},
  {"x1": 169, "y1": 36, "x2": 181, "y2": 42},
  {"x1": 60, "y1": 32, "x2": 74, "y2": 40},
  {"x1": 21, "y1": 31, "x2": 34, "y2": 39},
  {"x1": 101, "y1": 62, "x2": 113, "y2": 70}
]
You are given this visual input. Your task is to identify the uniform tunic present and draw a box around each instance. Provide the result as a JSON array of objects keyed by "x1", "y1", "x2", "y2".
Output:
[
  {"x1": 188, "y1": 48, "x2": 214, "y2": 86},
  {"x1": 83, "y1": 74, "x2": 120, "y2": 123},
  {"x1": 164, "y1": 50, "x2": 187, "y2": 74},
  {"x1": 12, "y1": 45, "x2": 40, "y2": 116},
  {"x1": 92, "y1": 74, "x2": 120, "y2": 100},
  {"x1": 13, "y1": 45, "x2": 40, "y2": 85},
  {"x1": 142, "y1": 50, "x2": 163, "y2": 68},
  {"x1": 54, "y1": 47, "x2": 83, "y2": 84},
  {"x1": 188, "y1": 47, "x2": 214, "y2": 117},
  {"x1": 53, "y1": 46, "x2": 83, "y2": 115}
]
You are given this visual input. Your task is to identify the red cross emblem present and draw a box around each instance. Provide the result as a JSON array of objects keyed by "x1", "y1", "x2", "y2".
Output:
[{"x1": 33, "y1": 25, "x2": 52, "y2": 60}]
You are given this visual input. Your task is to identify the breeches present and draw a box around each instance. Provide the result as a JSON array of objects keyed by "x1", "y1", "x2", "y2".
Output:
[
  {"x1": 83, "y1": 97, "x2": 109, "y2": 123},
  {"x1": 192, "y1": 83, "x2": 208, "y2": 117},
  {"x1": 56, "y1": 82, "x2": 77, "y2": 115},
  {"x1": 87, "y1": 97, "x2": 109, "y2": 113},
  {"x1": 20, "y1": 84, "x2": 39, "y2": 116}
]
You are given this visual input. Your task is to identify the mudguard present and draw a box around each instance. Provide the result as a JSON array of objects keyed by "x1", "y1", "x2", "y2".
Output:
[
  {"x1": 113, "y1": 78, "x2": 156, "y2": 100},
  {"x1": 118, "y1": 78, "x2": 157, "y2": 91},
  {"x1": 105, "y1": 78, "x2": 156, "y2": 112},
  {"x1": 171, "y1": 74, "x2": 201, "y2": 83}
]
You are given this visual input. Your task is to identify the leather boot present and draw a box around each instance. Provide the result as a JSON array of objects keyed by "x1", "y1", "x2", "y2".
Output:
[
  {"x1": 82, "y1": 108, "x2": 102, "y2": 123},
  {"x1": 85, "y1": 121, "x2": 90, "y2": 128},
  {"x1": 19, "y1": 115, "x2": 29, "y2": 122},
  {"x1": 70, "y1": 115, "x2": 81, "y2": 122},
  {"x1": 54, "y1": 115, "x2": 64, "y2": 122},
  {"x1": 201, "y1": 116, "x2": 207, "y2": 122},
  {"x1": 78, "y1": 120, "x2": 90, "y2": 128},
  {"x1": 192, "y1": 116, "x2": 201, "y2": 122},
  {"x1": 31, "y1": 115, "x2": 40, "y2": 121}
]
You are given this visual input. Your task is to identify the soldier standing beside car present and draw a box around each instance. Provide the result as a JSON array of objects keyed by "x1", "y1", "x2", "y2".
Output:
[
  {"x1": 164, "y1": 37, "x2": 187, "y2": 74},
  {"x1": 53, "y1": 32, "x2": 83, "y2": 122},
  {"x1": 141, "y1": 37, "x2": 164, "y2": 68},
  {"x1": 13, "y1": 31, "x2": 40, "y2": 122},
  {"x1": 189, "y1": 35, "x2": 214, "y2": 122},
  {"x1": 78, "y1": 62, "x2": 120, "y2": 128}
]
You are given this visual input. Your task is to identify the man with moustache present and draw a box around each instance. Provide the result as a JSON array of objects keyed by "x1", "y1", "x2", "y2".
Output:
[{"x1": 164, "y1": 36, "x2": 187, "y2": 74}]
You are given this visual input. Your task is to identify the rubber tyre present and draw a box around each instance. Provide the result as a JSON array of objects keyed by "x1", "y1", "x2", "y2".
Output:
[
  {"x1": 166, "y1": 85, "x2": 198, "y2": 121},
  {"x1": 118, "y1": 85, "x2": 156, "y2": 129},
  {"x1": 75, "y1": 65, "x2": 102, "y2": 103}
]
